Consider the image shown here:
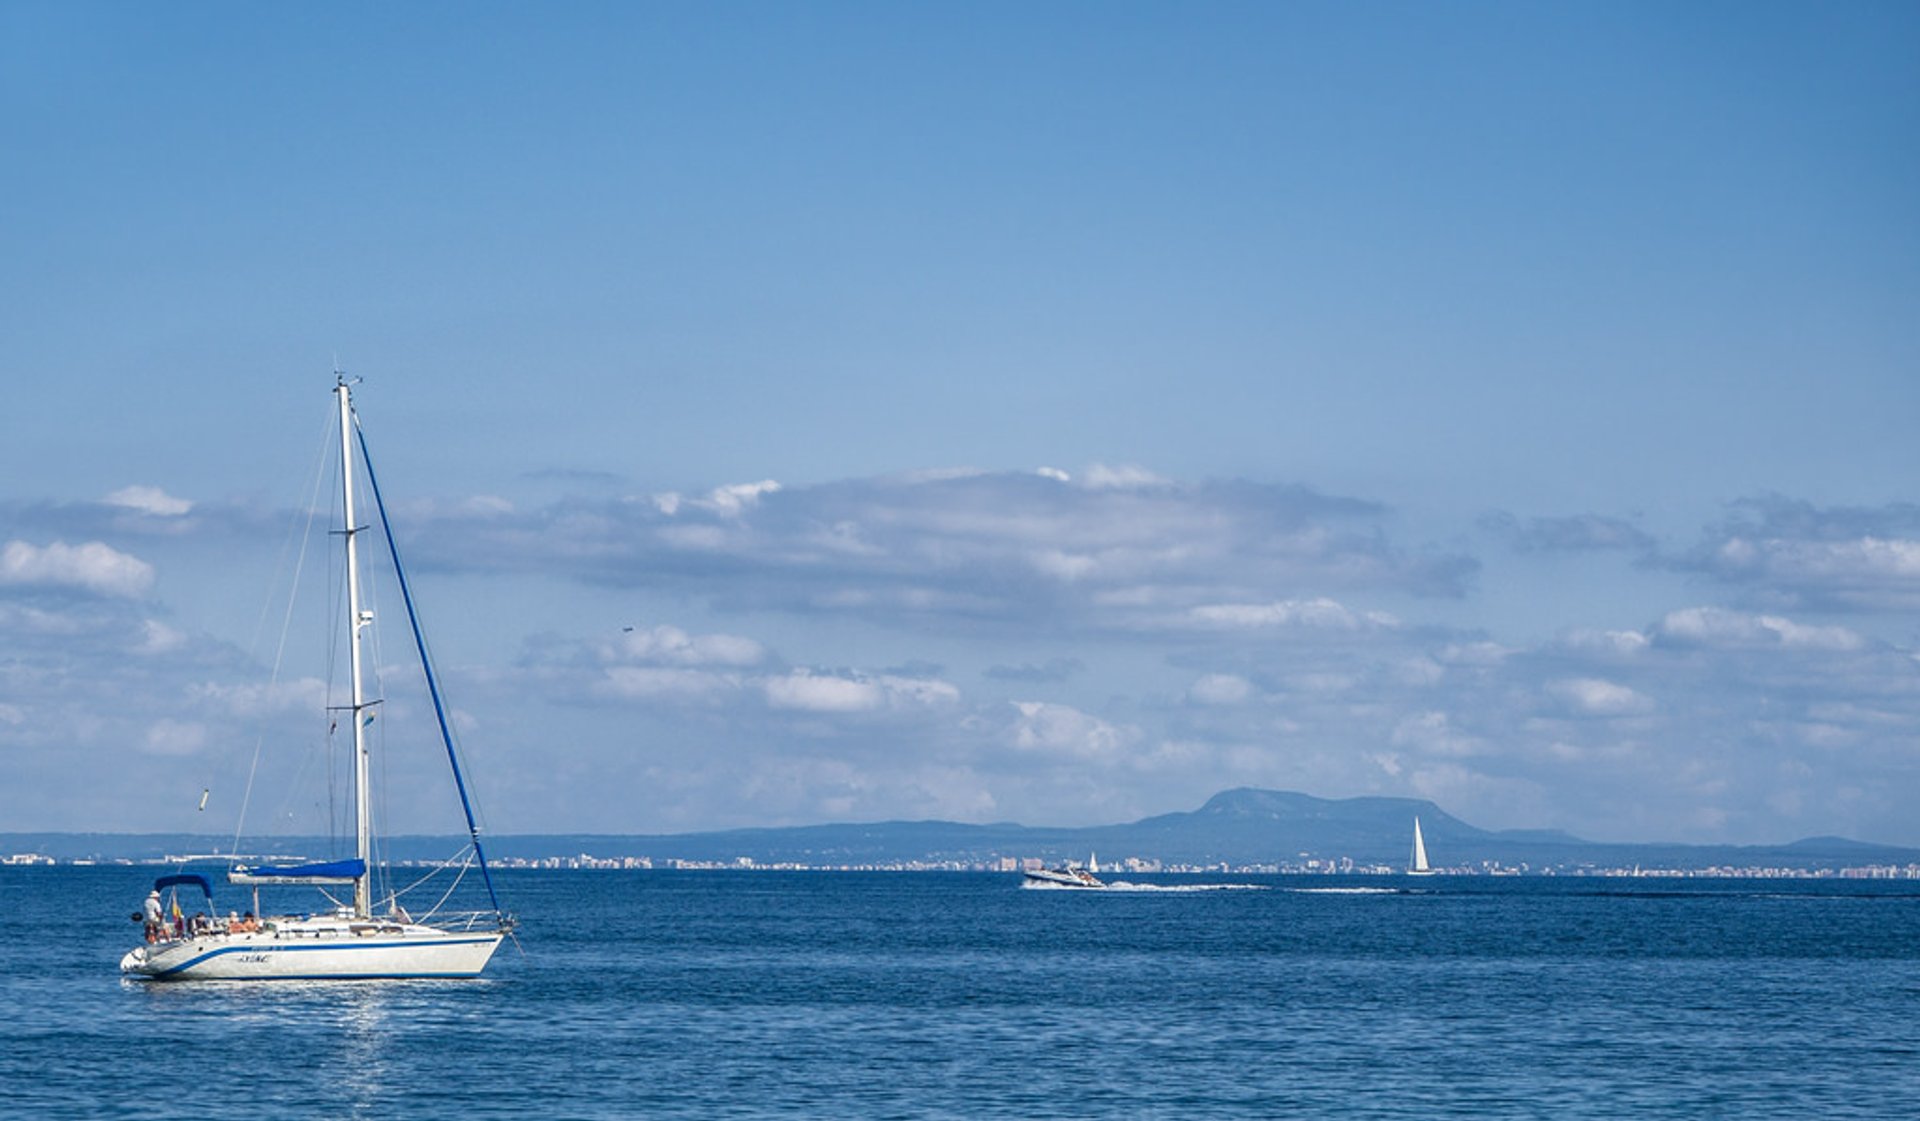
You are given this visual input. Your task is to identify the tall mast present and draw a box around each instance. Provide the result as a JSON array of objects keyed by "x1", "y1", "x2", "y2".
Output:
[{"x1": 336, "y1": 376, "x2": 373, "y2": 919}]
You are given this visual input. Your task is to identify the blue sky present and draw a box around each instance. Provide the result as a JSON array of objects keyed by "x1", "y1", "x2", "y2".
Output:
[{"x1": 3, "y1": 3, "x2": 1917, "y2": 846}]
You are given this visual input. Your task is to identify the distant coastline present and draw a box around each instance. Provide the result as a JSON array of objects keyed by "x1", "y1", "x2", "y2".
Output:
[{"x1": 9, "y1": 788, "x2": 1920, "y2": 878}]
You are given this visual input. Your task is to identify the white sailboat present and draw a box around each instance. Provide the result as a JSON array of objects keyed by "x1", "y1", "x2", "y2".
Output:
[
  {"x1": 1408, "y1": 816, "x2": 1435, "y2": 876},
  {"x1": 121, "y1": 377, "x2": 513, "y2": 981}
]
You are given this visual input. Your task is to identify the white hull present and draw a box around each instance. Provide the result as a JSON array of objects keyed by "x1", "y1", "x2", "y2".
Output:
[
  {"x1": 121, "y1": 919, "x2": 503, "y2": 981},
  {"x1": 1023, "y1": 868, "x2": 1105, "y2": 889}
]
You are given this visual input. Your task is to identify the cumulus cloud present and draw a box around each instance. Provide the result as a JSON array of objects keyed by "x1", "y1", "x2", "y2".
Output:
[
  {"x1": 1546, "y1": 677, "x2": 1653, "y2": 716},
  {"x1": 0, "y1": 540, "x2": 155, "y2": 598},
  {"x1": 1008, "y1": 701, "x2": 1134, "y2": 760},
  {"x1": 105, "y1": 486, "x2": 193, "y2": 517},
  {"x1": 9, "y1": 453, "x2": 1918, "y2": 847},
  {"x1": 396, "y1": 468, "x2": 1476, "y2": 635},
  {"x1": 1676, "y1": 496, "x2": 1920, "y2": 611},
  {"x1": 762, "y1": 670, "x2": 960, "y2": 713},
  {"x1": 136, "y1": 619, "x2": 185, "y2": 654},
  {"x1": 1654, "y1": 607, "x2": 1866, "y2": 652},
  {"x1": 653, "y1": 480, "x2": 782, "y2": 518},
  {"x1": 764, "y1": 671, "x2": 885, "y2": 712},
  {"x1": 1187, "y1": 597, "x2": 1398, "y2": 632},
  {"x1": 608, "y1": 624, "x2": 765, "y2": 667},
  {"x1": 553, "y1": 632, "x2": 962, "y2": 715},
  {"x1": 1557, "y1": 629, "x2": 1651, "y2": 658},
  {"x1": 1080, "y1": 463, "x2": 1171, "y2": 490},
  {"x1": 600, "y1": 665, "x2": 742, "y2": 702}
]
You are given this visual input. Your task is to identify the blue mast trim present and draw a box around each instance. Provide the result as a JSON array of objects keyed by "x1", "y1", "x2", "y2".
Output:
[{"x1": 352, "y1": 422, "x2": 504, "y2": 920}]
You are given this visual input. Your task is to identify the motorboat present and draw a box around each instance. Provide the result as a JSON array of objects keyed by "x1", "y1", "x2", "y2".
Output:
[{"x1": 1023, "y1": 853, "x2": 1106, "y2": 889}]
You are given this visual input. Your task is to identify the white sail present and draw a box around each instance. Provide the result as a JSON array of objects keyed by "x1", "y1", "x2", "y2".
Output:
[{"x1": 1409, "y1": 816, "x2": 1433, "y2": 875}]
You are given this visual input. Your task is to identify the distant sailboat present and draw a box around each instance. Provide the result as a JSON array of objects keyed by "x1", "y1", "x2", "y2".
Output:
[{"x1": 1408, "y1": 817, "x2": 1435, "y2": 876}]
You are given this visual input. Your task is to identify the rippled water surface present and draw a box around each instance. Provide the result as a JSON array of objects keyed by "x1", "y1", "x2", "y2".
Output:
[{"x1": 5, "y1": 867, "x2": 1918, "y2": 1119}]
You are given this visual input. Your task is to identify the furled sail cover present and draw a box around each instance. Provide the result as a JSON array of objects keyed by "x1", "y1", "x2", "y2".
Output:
[{"x1": 227, "y1": 859, "x2": 366, "y2": 885}]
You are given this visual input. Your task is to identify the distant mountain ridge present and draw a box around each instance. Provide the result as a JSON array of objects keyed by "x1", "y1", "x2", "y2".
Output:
[{"x1": 7, "y1": 788, "x2": 1918, "y2": 870}]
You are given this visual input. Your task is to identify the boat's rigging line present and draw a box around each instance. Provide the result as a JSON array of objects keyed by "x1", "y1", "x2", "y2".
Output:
[{"x1": 231, "y1": 418, "x2": 336, "y2": 862}]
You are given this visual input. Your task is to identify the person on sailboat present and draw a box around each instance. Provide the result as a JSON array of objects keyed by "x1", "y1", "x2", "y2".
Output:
[{"x1": 142, "y1": 891, "x2": 163, "y2": 944}]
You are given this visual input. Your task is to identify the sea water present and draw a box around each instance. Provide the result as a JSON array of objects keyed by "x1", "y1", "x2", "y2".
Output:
[{"x1": 3, "y1": 867, "x2": 1917, "y2": 1119}]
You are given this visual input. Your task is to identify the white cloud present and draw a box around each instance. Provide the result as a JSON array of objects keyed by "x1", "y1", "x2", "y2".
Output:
[
  {"x1": 0, "y1": 540, "x2": 155, "y2": 598},
  {"x1": 1720, "y1": 535, "x2": 1920, "y2": 581},
  {"x1": 138, "y1": 619, "x2": 186, "y2": 654},
  {"x1": 651, "y1": 479, "x2": 782, "y2": 519},
  {"x1": 1547, "y1": 677, "x2": 1653, "y2": 716},
  {"x1": 1008, "y1": 701, "x2": 1132, "y2": 759},
  {"x1": 873, "y1": 674, "x2": 963, "y2": 708},
  {"x1": 703, "y1": 480, "x2": 782, "y2": 517},
  {"x1": 105, "y1": 485, "x2": 193, "y2": 517},
  {"x1": 12, "y1": 464, "x2": 1920, "y2": 846},
  {"x1": 1188, "y1": 674, "x2": 1254, "y2": 705},
  {"x1": 404, "y1": 469, "x2": 1472, "y2": 634},
  {"x1": 1559, "y1": 629, "x2": 1651, "y2": 657},
  {"x1": 1679, "y1": 499, "x2": 1920, "y2": 611},
  {"x1": 599, "y1": 666, "x2": 740, "y2": 701},
  {"x1": 1081, "y1": 463, "x2": 1170, "y2": 490},
  {"x1": 1030, "y1": 549, "x2": 1098, "y2": 581},
  {"x1": 610, "y1": 624, "x2": 765, "y2": 667},
  {"x1": 1656, "y1": 607, "x2": 1866, "y2": 652},
  {"x1": 762, "y1": 669, "x2": 957, "y2": 713},
  {"x1": 1188, "y1": 597, "x2": 1397, "y2": 631}
]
